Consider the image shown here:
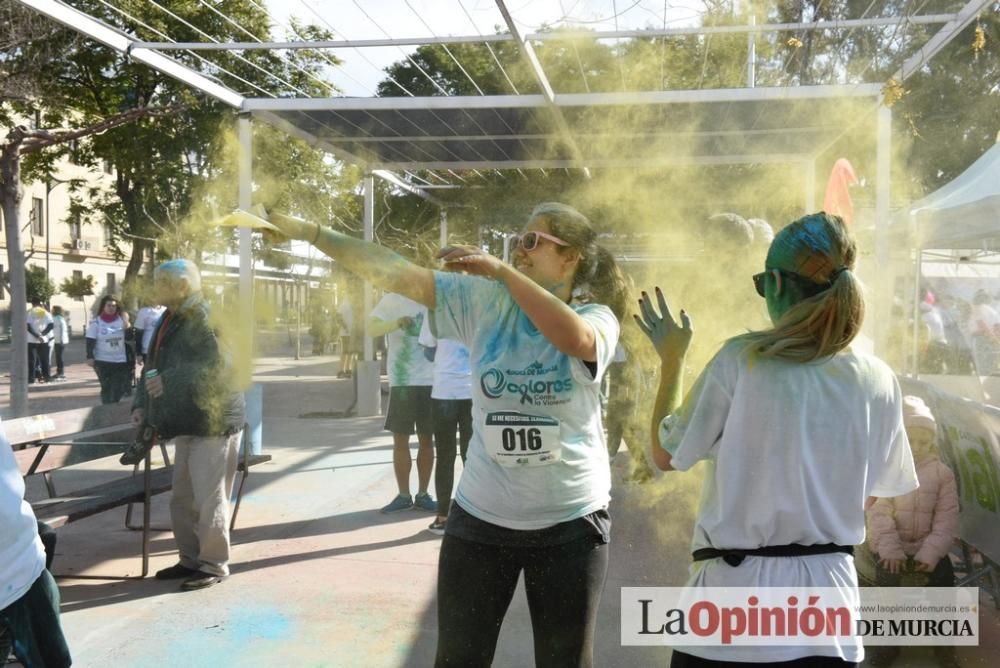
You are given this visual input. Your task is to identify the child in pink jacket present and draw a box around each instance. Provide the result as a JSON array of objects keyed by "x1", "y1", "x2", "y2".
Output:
[{"x1": 865, "y1": 395, "x2": 961, "y2": 667}]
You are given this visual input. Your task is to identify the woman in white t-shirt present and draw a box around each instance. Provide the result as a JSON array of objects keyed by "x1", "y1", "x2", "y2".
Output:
[
  {"x1": 85, "y1": 295, "x2": 131, "y2": 404},
  {"x1": 637, "y1": 213, "x2": 918, "y2": 667},
  {"x1": 270, "y1": 202, "x2": 627, "y2": 667}
]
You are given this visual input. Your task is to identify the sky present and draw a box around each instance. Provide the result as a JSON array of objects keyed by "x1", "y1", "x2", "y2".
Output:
[{"x1": 262, "y1": 0, "x2": 714, "y2": 96}]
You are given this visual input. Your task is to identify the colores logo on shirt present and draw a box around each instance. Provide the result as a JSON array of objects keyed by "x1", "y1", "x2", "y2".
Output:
[{"x1": 480, "y1": 360, "x2": 575, "y2": 406}]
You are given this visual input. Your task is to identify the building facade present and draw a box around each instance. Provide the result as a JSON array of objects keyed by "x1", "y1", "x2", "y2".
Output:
[{"x1": 0, "y1": 122, "x2": 126, "y2": 336}]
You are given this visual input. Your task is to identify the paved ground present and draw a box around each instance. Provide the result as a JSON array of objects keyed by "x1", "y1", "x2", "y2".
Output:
[{"x1": 3, "y1": 334, "x2": 998, "y2": 667}]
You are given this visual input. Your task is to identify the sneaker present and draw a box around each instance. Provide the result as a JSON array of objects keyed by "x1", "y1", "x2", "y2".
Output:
[
  {"x1": 155, "y1": 563, "x2": 199, "y2": 580},
  {"x1": 427, "y1": 518, "x2": 447, "y2": 536},
  {"x1": 181, "y1": 571, "x2": 226, "y2": 591},
  {"x1": 380, "y1": 494, "x2": 413, "y2": 513},
  {"x1": 413, "y1": 492, "x2": 437, "y2": 513}
]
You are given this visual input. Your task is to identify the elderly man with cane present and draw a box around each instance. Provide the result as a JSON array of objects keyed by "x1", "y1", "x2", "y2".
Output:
[{"x1": 128, "y1": 259, "x2": 246, "y2": 591}]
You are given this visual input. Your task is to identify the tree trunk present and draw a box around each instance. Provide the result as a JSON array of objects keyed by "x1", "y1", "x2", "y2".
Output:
[
  {"x1": 2, "y1": 129, "x2": 30, "y2": 416},
  {"x1": 122, "y1": 237, "x2": 147, "y2": 309}
]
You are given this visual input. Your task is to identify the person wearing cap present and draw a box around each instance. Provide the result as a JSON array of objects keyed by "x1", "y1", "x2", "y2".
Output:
[
  {"x1": 131, "y1": 259, "x2": 246, "y2": 591},
  {"x1": 864, "y1": 395, "x2": 961, "y2": 667}
]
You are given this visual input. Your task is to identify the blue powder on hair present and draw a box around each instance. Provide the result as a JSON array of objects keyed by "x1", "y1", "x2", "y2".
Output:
[{"x1": 766, "y1": 214, "x2": 834, "y2": 272}]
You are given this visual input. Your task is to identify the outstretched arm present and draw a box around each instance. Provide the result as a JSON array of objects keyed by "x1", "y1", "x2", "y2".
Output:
[
  {"x1": 438, "y1": 245, "x2": 598, "y2": 361},
  {"x1": 634, "y1": 287, "x2": 693, "y2": 471},
  {"x1": 269, "y1": 216, "x2": 435, "y2": 308}
]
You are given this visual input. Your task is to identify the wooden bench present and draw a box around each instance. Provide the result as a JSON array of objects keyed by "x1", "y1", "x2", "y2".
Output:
[{"x1": 5, "y1": 404, "x2": 270, "y2": 578}]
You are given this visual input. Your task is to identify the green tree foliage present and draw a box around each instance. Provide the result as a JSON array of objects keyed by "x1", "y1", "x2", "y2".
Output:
[
  {"x1": 25, "y1": 265, "x2": 55, "y2": 304},
  {"x1": 59, "y1": 272, "x2": 96, "y2": 301},
  {"x1": 5, "y1": 0, "x2": 344, "y2": 291}
]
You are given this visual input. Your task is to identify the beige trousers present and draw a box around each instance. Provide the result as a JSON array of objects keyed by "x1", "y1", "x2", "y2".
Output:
[{"x1": 169, "y1": 432, "x2": 241, "y2": 577}]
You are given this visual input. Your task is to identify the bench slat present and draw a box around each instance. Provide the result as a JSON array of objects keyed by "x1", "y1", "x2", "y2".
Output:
[
  {"x1": 238, "y1": 454, "x2": 271, "y2": 472},
  {"x1": 4, "y1": 404, "x2": 133, "y2": 447},
  {"x1": 33, "y1": 468, "x2": 174, "y2": 528}
]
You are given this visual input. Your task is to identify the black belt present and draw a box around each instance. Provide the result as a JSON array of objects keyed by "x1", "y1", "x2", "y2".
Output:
[{"x1": 692, "y1": 543, "x2": 854, "y2": 567}]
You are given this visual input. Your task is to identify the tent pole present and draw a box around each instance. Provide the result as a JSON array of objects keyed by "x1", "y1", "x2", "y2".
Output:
[{"x1": 875, "y1": 104, "x2": 892, "y2": 357}]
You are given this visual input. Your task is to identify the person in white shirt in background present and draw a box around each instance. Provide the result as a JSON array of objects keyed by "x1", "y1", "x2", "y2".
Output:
[
  {"x1": 0, "y1": 422, "x2": 72, "y2": 667},
  {"x1": 85, "y1": 295, "x2": 131, "y2": 404},
  {"x1": 26, "y1": 302, "x2": 54, "y2": 384},
  {"x1": 970, "y1": 289, "x2": 1000, "y2": 374},
  {"x1": 134, "y1": 302, "x2": 166, "y2": 365},
  {"x1": 50, "y1": 306, "x2": 70, "y2": 380},
  {"x1": 369, "y1": 292, "x2": 437, "y2": 514},
  {"x1": 419, "y1": 313, "x2": 472, "y2": 535},
  {"x1": 639, "y1": 212, "x2": 918, "y2": 667}
]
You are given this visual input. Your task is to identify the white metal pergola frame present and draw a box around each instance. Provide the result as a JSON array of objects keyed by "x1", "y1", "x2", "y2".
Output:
[{"x1": 15, "y1": 0, "x2": 993, "y2": 414}]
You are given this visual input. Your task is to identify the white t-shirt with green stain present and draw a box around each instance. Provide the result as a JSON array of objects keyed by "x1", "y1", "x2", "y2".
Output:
[
  {"x1": 370, "y1": 293, "x2": 433, "y2": 388},
  {"x1": 433, "y1": 271, "x2": 620, "y2": 531},
  {"x1": 659, "y1": 339, "x2": 918, "y2": 663}
]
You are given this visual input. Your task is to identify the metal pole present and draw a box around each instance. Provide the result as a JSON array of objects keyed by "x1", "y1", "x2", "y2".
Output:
[
  {"x1": 238, "y1": 114, "x2": 253, "y2": 348},
  {"x1": 295, "y1": 279, "x2": 301, "y2": 361},
  {"x1": 439, "y1": 209, "x2": 448, "y2": 248},
  {"x1": 363, "y1": 173, "x2": 374, "y2": 364},
  {"x1": 912, "y1": 245, "x2": 923, "y2": 377},
  {"x1": 875, "y1": 104, "x2": 892, "y2": 357},
  {"x1": 355, "y1": 172, "x2": 381, "y2": 417},
  {"x1": 45, "y1": 180, "x2": 51, "y2": 280},
  {"x1": 747, "y1": 16, "x2": 756, "y2": 88},
  {"x1": 804, "y1": 159, "x2": 816, "y2": 213}
]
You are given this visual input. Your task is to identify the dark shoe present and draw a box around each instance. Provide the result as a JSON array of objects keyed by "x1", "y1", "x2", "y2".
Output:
[
  {"x1": 413, "y1": 492, "x2": 437, "y2": 513},
  {"x1": 181, "y1": 571, "x2": 226, "y2": 591},
  {"x1": 427, "y1": 518, "x2": 447, "y2": 536},
  {"x1": 155, "y1": 563, "x2": 199, "y2": 580},
  {"x1": 380, "y1": 494, "x2": 413, "y2": 513}
]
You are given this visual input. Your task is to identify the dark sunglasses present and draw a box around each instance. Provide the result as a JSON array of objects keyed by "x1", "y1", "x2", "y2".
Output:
[
  {"x1": 510, "y1": 230, "x2": 569, "y2": 252},
  {"x1": 752, "y1": 269, "x2": 833, "y2": 299}
]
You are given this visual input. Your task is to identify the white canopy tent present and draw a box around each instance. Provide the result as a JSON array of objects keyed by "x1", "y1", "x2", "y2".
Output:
[
  {"x1": 15, "y1": 0, "x2": 994, "y2": 414},
  {"x1": 908, "y1": 142, "x2": 1000, "y2": 249},
  {"x1": 901, "y1": 142, "x2": 1000, "y2": 388}
]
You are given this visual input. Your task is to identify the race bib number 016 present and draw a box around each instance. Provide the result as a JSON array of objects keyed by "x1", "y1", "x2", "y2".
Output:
[{"x1": 484, "y1": 411, "x2": 561, "y2": 467}]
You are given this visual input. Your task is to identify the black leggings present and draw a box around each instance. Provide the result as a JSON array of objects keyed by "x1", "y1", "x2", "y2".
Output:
[
  {"x1": 432, "y1": 399, "x2": 472, "y2": 517},
  {"x1": 94, "y1": 361, "x2": 131, "y2": 404},
  {"x1": 435, "y1": 532, "x2": 609, "y2": 667},
  {"x1": 671, "y1": 652, "x2": 856, "y2": 667}
]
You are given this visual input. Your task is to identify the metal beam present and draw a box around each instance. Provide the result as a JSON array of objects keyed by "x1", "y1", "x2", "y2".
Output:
[
  {"x1": 15, "y1": 0, "x2": 244, "y2": 108},
  {"x1": 337, "y1": 126, "x2": 832, "y2": 144},
  {"x1": 127, "y1": 14, "x2": 957, "y2": 52},
  {"x1": 494, "y1": 0, "x2": 589, "y2": 176},
  {"x1": 891, "y1": 0, "x2": 991, "y2": 81},
  {"x1": 134, "y1": 34, "x2": 512, "y2": 50},
  {"x1": 374, "y1": 154, "x2": 808, "y2": 171},
  {"x1": 532, "y1": 14, "x2": 955, "y2": 41},
  {"x1": 242, "y1": 84, "x2": 882, "y2": 112},
  {"x1": 372, "y1": 170, "x2": 448, "y2": 206}
]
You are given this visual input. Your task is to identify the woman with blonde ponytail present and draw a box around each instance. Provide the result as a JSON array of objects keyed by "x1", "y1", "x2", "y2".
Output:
[{"x1": 637, "y1": 213, "x2": 919, "y2": 667}]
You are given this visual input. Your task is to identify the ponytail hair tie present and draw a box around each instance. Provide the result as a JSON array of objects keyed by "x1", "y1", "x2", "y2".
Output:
[{"x1": 830, "y1": 266, "x2": 849, "y2": 281}]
